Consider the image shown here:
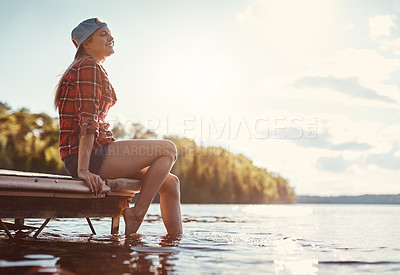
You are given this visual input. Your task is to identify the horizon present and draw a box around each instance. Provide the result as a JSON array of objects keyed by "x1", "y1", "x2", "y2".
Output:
[{"x1": 1, "y1": 0, "x2": 400, "y2": 196}]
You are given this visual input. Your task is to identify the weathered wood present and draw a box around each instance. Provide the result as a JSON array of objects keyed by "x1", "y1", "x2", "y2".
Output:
[
  {"x1": 0, "y1": 190, "x2": 106, "y2": 199},
  {"x1": 33, "y1": 218, "x2": 51, "y2": 238},
  {"x1": 0, "y1": 169, "x2": 72, "y2": 178},
  {"x1": 86, "y1": 218, "x2": 97, "y2": 235},
  {"x1": 0, "y1": 196, "x2": 131, "y2": 218},
  {"x1": 1, "y1": 221, "x2": 38, "y2": 230},
  {"x1": 0, "y1": 170, "x2": 141, "y2": 197},
  {"x1": 0, "y1": 219, "x2": 14, "y2": 239},
  {"x1": 0, "y1": 170, "x2": 140, "y2": 236},
  {"x1": 106, "y1": 178, "x2": 141, "y2": 192},
  {"x1": 0, "y1": 173, "x2": 110, "y2": 194},
  {"x1": 111, "y1": 216, "x2": 120, "y2": 234},
  {"x1": 15, "y1": 218, "x2": 24, "y2": 227},
  {"x1": 107, "y1": 191, "x2": 138, "y2": 197}
]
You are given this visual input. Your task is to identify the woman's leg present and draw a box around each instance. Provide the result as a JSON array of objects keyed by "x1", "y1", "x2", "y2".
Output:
[
  {"x1": 159, "y1": 174, "x2": 182, "y2": 234},
  {"x1": 130, "y1": 167, "x2": 182, "y2": 234},
  {"x1": 100, "y1": 139, "x2": 179, "y2": 234}
]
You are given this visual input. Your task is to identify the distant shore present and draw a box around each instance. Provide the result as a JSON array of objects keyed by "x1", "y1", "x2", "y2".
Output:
[{"x1": 296, "y1": 194, "x2": 400, "y2": 204}]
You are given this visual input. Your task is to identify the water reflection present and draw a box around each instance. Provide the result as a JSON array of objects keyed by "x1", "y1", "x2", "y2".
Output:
[
  {"x1": 0, "y1": 233, "x2": 181, "y2": 274},
  {"x1": 273, "y1": 237, "x2": 319, "y2": 274},
  {"x1": 160, "y1": 234, "x2": 182, "y2": 247},
  {"x1": 1, "y1": 204, "x2": 399, "y2": 274},
  {"x1": 125, "y1": 234, "x2": 181, "y2": 273}
]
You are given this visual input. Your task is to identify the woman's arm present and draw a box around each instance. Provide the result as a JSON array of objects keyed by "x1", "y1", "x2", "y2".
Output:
[
  {"x1": 73, "y1": 59, "x2": 105, "y2": 196},
  {"x1": 78, "y1": 133, "x2": 104, "y2": 196}
]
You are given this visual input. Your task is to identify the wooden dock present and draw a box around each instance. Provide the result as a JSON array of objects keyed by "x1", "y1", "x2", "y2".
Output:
[{"x1": 0, "y1": 169, "x2": 141, "y2": 239}]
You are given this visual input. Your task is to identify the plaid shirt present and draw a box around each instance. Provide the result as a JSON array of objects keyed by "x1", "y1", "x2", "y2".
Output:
[{"x1": 58, "y1": 57, "x2": 117, "y2": 160}]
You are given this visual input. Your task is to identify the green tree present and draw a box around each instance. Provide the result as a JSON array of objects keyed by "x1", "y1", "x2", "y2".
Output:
[{"x1": 0, "y1": 102, "x2": 65, "y2": 174}]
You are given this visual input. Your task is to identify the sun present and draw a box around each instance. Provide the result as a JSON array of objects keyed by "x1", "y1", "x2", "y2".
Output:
[{"x1": 166, "y1": 47, "x2": 236, "y2": 107}]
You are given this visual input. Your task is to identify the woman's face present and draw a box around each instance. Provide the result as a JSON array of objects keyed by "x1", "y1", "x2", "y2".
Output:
[{"x1": 83, "y1": 26, "x2": 114, "y2": 61}]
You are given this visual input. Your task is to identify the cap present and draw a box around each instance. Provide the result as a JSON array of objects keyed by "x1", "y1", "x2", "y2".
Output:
[{"x1": 71, "y1": 18, "x2": 107, "y2": 49}]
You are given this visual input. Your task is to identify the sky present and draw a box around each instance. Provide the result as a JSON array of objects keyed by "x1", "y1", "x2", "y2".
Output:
[{"x1": 1, "y1": 0, "x2": 400, "y2": 196}]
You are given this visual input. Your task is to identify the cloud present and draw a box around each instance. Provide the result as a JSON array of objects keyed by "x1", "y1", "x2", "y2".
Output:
[
  {"x1": 293, "y1": 75, "x2": 395, "y2": 103},
  {"x1": 273, "y1": 128, "x2": 373, "y2": 151},
  {"x1": 297, "y1": 132, "x2": 373, "y2": 151},
  {"x1": 316, "y1": 144, "x2": 400, "y2": 173},
  {"x1": 369, "y1": 15, "x2": 400, "y2": 56},
  {"x1": 369, "y1": 15, "x2": 397, "y2": 39},
  {"x1": 378, "y1": 38, "x2": 400, "y2": 55},
  {"x1": 331, "y1": 141, "x2": 372, "y2": 151},
  {"x1": 235, "y1": 6, "x2": 258, "y2": 24},
  {"x1": 365, "y1": 144, "x2": 400, "y2": 170},
  {"x1": 316, "y1": 155, "x2": 350, "y2": 172}
]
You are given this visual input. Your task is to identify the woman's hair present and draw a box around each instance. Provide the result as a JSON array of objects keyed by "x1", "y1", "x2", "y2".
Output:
[{"x1": 53, "y1": 37, "x2": 93, "y2": 110}]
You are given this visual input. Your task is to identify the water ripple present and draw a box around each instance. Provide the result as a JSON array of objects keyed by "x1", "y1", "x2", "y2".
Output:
[{"x1": 0, "y1": 204, "x2": 399, "y2": 274}]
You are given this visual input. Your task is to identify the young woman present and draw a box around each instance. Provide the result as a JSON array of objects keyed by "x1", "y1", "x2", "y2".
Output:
[{"x1": 54, "y1": 18, "x2": 182, "y2": 235}]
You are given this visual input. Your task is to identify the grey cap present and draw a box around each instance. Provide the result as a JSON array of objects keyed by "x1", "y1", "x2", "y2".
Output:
[{"x1": 71, "y1": 18, "x2": 107, "y2": 49}]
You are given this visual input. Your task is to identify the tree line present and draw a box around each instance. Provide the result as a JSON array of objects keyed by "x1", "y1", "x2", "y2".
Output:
[{"x1": 0, "y1": 102, "x2": 295, "y2": 203}]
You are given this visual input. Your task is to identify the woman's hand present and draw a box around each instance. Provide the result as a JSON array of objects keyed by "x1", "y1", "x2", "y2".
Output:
[
  {"x1": 78, "y1": 169, "x2": 104, "y2": 196},
  {"x1": 77, "y1": 134, "x2": 103, "y2": 196}
]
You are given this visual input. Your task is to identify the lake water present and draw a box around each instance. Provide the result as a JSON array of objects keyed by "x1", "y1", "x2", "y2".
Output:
[{"x1": 0, "y1": 204, "x2": 399, "y2": 274}]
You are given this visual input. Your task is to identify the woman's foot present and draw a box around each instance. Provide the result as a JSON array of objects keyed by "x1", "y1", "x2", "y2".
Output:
[{"x1": 123, "y1": 207, "x2": 145, "y2": 235}]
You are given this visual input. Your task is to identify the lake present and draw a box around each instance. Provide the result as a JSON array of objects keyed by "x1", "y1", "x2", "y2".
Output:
[{"x1": 0, "y1": 204, "x2": 399, "y2": 274}]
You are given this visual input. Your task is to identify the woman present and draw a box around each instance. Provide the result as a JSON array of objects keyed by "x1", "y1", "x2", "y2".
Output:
[{"x1": 54, "y1": 18, "x2": 182, "y2": 235}]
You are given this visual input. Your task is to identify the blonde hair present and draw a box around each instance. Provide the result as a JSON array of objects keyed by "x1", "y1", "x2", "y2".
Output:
[{"x1": 53, "y1": 37, "x2": 94, "y2": 109}]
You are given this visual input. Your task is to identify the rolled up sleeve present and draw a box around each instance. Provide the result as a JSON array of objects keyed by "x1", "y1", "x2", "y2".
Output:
[{"x1": 74, "y1": 60, "x2": 103, "y2": 136}]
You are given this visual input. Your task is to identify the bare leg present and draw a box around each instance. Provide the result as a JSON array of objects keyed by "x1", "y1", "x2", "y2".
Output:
[
  {"x1": 158, "y1": 174, "x2": 182, "y2": 234},
  {"x1": 131, "y1": 168, "x2": 183, "y2": 234},
  {"x1": 126, "y1": 155, "x2": 174, "y2": 234},
  {"x1": 100, "y1": 139, "x2": 178, "y2": 235}
]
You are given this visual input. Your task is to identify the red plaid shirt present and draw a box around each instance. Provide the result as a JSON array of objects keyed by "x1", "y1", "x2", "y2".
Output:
[{"x1": 58, "y1": 57, "x2": 117, "y2": 160}]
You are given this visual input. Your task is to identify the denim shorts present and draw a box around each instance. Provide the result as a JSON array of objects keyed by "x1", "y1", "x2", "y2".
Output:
[{"x1": 63, "y1": 143, "x2": 110, "y2": 178}]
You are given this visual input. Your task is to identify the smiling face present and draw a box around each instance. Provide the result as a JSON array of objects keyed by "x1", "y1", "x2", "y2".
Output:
[{"x1": 82, "y1": 26, "x2": 114, "y2": 62}]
